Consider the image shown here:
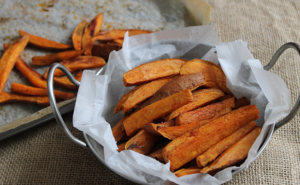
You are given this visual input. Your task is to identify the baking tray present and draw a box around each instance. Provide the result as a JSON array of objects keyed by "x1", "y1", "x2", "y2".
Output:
[{"x1": 0, "y1": 0, "x2": 211, "y2": 141}]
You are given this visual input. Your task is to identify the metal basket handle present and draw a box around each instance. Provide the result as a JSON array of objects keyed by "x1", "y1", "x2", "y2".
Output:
[
  {"x1": 47, "y1": 63, "x2": 88, "y2": 149},
  {"x1": 264, "y1": 42, "x2": 300, "y2": 131}
]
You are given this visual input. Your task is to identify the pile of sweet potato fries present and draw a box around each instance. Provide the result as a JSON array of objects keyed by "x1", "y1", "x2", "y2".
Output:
[
  {"x1": 113, "y1": 58, "x2": 261, "y2": 177},
  {"x1": 0, "y1": 13, "x2": 152, "y2": 106}
]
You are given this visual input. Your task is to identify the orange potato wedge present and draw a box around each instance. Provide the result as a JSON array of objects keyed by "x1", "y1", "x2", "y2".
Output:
[
  {"x1": 180, "y1": 59, "x2": 232, "y2": 94},
  {"x1": 117, "y1": 142, "x2": 126, "y2": 152},
  {"x1": 197, "y1": 121, "x2": 257, "y2": 168},
  {"x1": 43, "y1": 56, "x2": 106, "y2": 78},
  {"x1": 166, "y1": 89, "x2": 225, "y2": 120},
  {"x1": 122, "y1": 77, "x2": 173, "y2": 114},
  {"x1": 72, "y1": 20, "x2": 88, "y2": 50},
  {"x1": 176, "y1": 97, "x2": 235, "y2": 126},
  {"x1": 11, "y1": 83, "x2": 75, "y2": 100},
  {"x1": 157, "y1": 105, "x2": 232, "y2": 140},
  {"x1": 19, "y1": 30, "x2": 71, "y2": 50},
  {"x1": 235, "y1": 97, "x2": 251, "y2": 109},
  {"x1": 53, "y1": 71, "x2": 83, "y2": 90},
  {"x1": 162, "y1": 105, "x2": 259, "y2": 171},
  {"x1": 201, "y1": 126, "x2": 261, "y2": 174},
  {"x1": 112, "y1": 116, "x2": 128, "y2": 143},
  {"x1": 138, "y1": 72, "x2": 216, "y2": 111},
  {"x1": 123, "y1": 58, "x2": 186, "y2": 86},
  {"x1": 113, "y1": 39, "x2": 124, "y2": 45},
  {"x1": 0, "y1": 35, "x2": 29, "y2": 92},
  {"x1": 113, "y1": 85, "x2": 143, "y2": 114},
  {"x1": 32, "y1": 50, "x2": 84, "y2": 66},
  {"x1": 91, "y1": 43, "x2": 122, "y2": 60},
  {"x1": 125, "y1": 130, "x2": 159, "y2": 155},
  {"x1": 0, "y1": 92, "x2": 50, "y2": 106},
  {"x1": 82, "y1": 13, "x2": 103, "y2": 55},
  {"x1": 148, "y1": 141, "x2": 170, "y2": 161},
  {"x1": 174, "y1": 166, "x2": 203, "y2": 177},
  {"x1": 142, "y1": 120, "x2": 175, "y2": 136},
  {"x1": 123, "y1": 89, "x2": 193, "y2": 137},
  {"x1": 93, "y1": 29, "x2": 152, "y2": 41}
]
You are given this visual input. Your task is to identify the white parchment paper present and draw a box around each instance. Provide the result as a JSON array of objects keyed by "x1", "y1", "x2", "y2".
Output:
[{"x1": 73, "y1": 26, "x2": 291, "y2": 185}]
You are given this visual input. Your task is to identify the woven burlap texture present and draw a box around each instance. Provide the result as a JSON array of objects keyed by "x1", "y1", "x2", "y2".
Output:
[{"x1": 1, "y1": 0, "x2": 300, "y2": 184}]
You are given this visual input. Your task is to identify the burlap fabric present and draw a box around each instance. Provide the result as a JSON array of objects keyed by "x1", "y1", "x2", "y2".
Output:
[{"x1": 1, "y1": 0, "x2": 300, "y2": 184}]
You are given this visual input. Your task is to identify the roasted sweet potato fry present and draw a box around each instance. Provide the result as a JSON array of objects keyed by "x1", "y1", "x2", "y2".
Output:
[
  {"x1": 176, "y1": 97, "x2": 235, "y2": 126},
  {"x1": 142, "y1": 120, "x2": 175, "y2": 136},
  {"x1": 235, "y1": 97, "x2": 251, "y2": 109},
  {"x1": 123, "y1": 58, "x2": 186, "y2": 86},
  {"x1": 148, "y1": 141, "x2": 169, "y2": 160},
  {"x1": 122, "y1": 77, "x2": 173, "y2": 114},
  {"x1": 91, "y1": 43, "x2": 122, "y2": 60},
  {"x1": 82, "y1": 13, "x2": 103, "y2": 55},
  {"x1": 138, "y1": 72, "x2": 216, "y2": 111},
  {"x1": 180, "y1": 59, "x2": 232, "y2": 94},
  {"x1": 112, "y1": 116, "x2": 128, "y2": 143},
  {"x1": 197, "y1": 121, "x2": 257, "y2": 168},
  {"x1": 53, "y1": 71, "x2": 83, "y2": 90},
  {"x1": 123, "y1": 89, "x2": 193, "y2": 136},
  {"x1": 11, "y1": 83, "x2": 75, "y2": 100},
  {"x1": 114, "y1": 85, "x2": 143, "y2": 114},
  {"x1": 117, "y1": 142, "x2": 126, "y2": 152},
  {"x1": 125, "y1": 130, "x2": 159, "y2": 155},
  {"x1": 162, "y1": 105, "x2": 259, "y2": 171},
  {"x1": 113, "y1": 39, "x2": 124, "y2": 45},
  {"x1": 201, "y1": 126, "x2": 261, "y2": 173},
  {"x1": 166, "y1": 89, "x2": 225, "y2": 120},
  {"x1": 93, "y1": 29, "x2": 152, "y2": 41},
  {"x1": 18, "y1": 30, "x2": 71, "y2": 50},
  {"x1": 32, "y1": 50, "x2": 84, "y2": 66},
  {"x1": 72, "y1": 20, "x2": 88, "y2": 50},
  {"x1": 0, "y1": 35, "x2": 29, "y2": 92},
  {"x1": 174, "y1": 167, "x2": 203, "y2": 177},
  {"x1": 43, "y1": 56, "x2": 106, "y2": 78},
  {"x1": 0, "y1": 92, "x2": 50, "y2": 106}
]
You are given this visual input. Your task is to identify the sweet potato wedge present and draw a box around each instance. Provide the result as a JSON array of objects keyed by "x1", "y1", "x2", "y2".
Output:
[
  {"x1": 93, "y1": 29, "x2": 152, "y2": 41},
  {"x1": 138, "y1": 72, "x2": 216, "y2": 110},
  {"x1": 122, "y1": 77, "x2": 173, "y2": 114},
  {"x1": 112, "y1": 116, "x2": 128, "y2": 143},
  {"x1": 156, "y1": 106, "x2": 232, "y2": 140},
  {"x1": 162, "y1": 105, "x2": 259, "y2": 171},
  {"x1": 72, "y1": 20, "x2": 88, "y2": 50},
  {"x1": 148, "y1": 141, "x2": 170, "y2": 160},
  {"x1": 82, "y1": 13, "x2": 103, "y2": 55},
  {"x1": 113, "y1": 39, "x2": 124, "y2": 45},
  {"x1": 114, "y1": 85, "x2": 143, "y2": 114},
  {"x1": 180, "y1": 59, "x2": 232, "y2": 94},
  {"x1": 0, "y1": 92, "x2": 50, "y2": 106},
  {"x1": 0, "y1": 35, "x2": 29, "y2": 92},
  {"x1": 123, "y1": 89, "x2": 193, "y2": 137},
  {"x1": 43, "y1": 56, "x2": 106, "y2": 78},
  {"x1": 3, "y1": 43, "x2": 48, "y2": 89},
  {"x1": 197, "y1": 121, "x2": 257, "y2": 168},
  {"x1": 11, "y1": 83, "x2": 75, "y2": 100},
  {"x1": 201, "y1": 126, "x2": 261, "y2": 173},
  {"x1": 142, "y1": 120, "x2": 175, "y2": 136},
  {"x1": 174, "y1": 167, "x2": 203, "y2": 177},
  {"x1": 235, "y1": 97, "x2": 251, "y2": 109},
  {"x1": 125, "y1": 130, "x2": 159, "y2": 155},
  {"x1": 176, "y1": 97, "x2": 235, "y2": 126},
  {"x1": 32, "y1": 50, "x2": 84, "y2": 66},
  {"x1": 53, "y1": 71, "x2": 83, "y2": 90},
  {"x1": 91, "y1": 43, "x2": 122, "y2": 60},
  {"x1": 18, "y1": 30, "x2": 71, "y2": 50},
  {"x1": 123, "y1": 58, "x2": 186, "y2": 86},
  {"x1": 166, "y1": 89, "x2": 225, "y2": 120},
  {"x1": 117, "y1": 142, "x2": 126, "y2": 152}
]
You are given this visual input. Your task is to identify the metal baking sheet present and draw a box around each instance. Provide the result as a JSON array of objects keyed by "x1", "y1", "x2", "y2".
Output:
[{"x1": 0, "y1": 0, "x2": 211, "y2": 140}]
